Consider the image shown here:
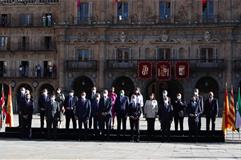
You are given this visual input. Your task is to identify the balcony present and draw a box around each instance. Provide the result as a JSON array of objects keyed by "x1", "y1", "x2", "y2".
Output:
[
  {"x1": 106, "y1": 59, "x2": 225, "y2": 72},
  {"x1": 189, "y1": 59, "x2": 226, "y2": 71},
  {"x1": 0, "y1": 69, "x2": 57, "y2": 80},
  {"x1": 65, "y1": 60, "x2": 97, "y2": 71},
  {"x1": 201, "y1": 15, "x2": 218, "y2": 24},
  {"x1": 106, "y1": 60, "x2": 137, "y2": 71},
  {"x1": 232, "y1": 60, "x2": 241, "y2": 71},
  {"x1": 72, "y1": 17, "x2": 97, "y2": 25},
  {"x1": 0, "y1": 0, "x2": 59, "y2": 4}
]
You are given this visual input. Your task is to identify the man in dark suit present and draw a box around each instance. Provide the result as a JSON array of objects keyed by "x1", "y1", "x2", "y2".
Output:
[
  {"x1": 21, "y1": 93, "x2": 33, "y2": 139},
  {"x1": 115, "y1": 90, "x2": 129, "y2": 136},
  {"x1": 64, "y1": 90, "x2": 78, "y2": 130},
  {"x1": 173, "y1": 93, "x2": 186, "y2": 132},
  {"x1": 128, "y1": 94, "x2": 141, "y2": 142},
  {"x1": 89, "y1": 86, "x2": 97, "y2": 129},
  {"x1": 187, "y1": 95, "x2": 203, "y2": 138},
  {"x1": 75, "y1": 92, "x2": 91, "y2": 139},
  {"x1": 91, "y1": 93, "x2": 101, "y2": 135},
  {"x1": 46, "y1": 94, "x2": 60, "y2": 140},
  {"x1": 158, "y1": 90, "x2": 173, "y2": 139},
  {"x1": 204, "y1": 91, "x2": 219, "y2": 131},
  {"x1": 193, "y1": 88, "x2": 204, "y2": 130},
  {"x1": 17, "y1": 87, "x2": 26, "y2": 128},
  {"x1": 38, "y1": 89, "x2": 49, "y2": 132},
  {"x1": 99, "y1": 90, "x2": 112, "y2": 137}
]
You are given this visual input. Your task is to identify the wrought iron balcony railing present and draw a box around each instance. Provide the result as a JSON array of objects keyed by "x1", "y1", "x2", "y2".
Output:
[{"x1": 65, "y1": 60, "x2": 97, "y2": 71}]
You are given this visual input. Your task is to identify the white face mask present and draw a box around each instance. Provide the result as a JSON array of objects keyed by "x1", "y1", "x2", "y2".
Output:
[
  {"x1": 57, "y1": 90, "x2": 61, "y2": 94},
  {"x1": 51, "y1": 97, "x2": 55, "y2": 101},
  {"x1": 177, "y1": 95, "x2": 181, "y2": 100},
  {"x1": 81, "y1": 96, "x2": 86, "y2": 99},
  {"x1": 194, "y1": 92, "x2": 198, "y2": 96}
]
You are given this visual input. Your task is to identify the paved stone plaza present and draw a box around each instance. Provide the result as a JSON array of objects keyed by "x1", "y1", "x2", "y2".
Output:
[
  {"x1": 0, "y1": 140, "x2": 240, "y2": 159},
  {"x1": 0, "y1": 115, "x2": 241, "y2": 159}
]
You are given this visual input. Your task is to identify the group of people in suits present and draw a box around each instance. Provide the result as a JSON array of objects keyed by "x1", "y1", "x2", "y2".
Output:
[{"x1": 17, "y1": 86, "x2": 219, "y2": 142}]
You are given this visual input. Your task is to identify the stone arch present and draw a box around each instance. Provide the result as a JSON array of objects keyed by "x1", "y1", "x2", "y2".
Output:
[
  {"x1": 72, "y1": 76, "x2": 94, "y2": 98},
  {"x1": 112, "y1": 76, "x2": 135, "y2": 97}
]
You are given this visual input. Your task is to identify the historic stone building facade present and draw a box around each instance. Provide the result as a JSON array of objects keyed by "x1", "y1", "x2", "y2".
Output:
[{"x1": 0, "y1": 0, "x2": 241, "y2": 114}]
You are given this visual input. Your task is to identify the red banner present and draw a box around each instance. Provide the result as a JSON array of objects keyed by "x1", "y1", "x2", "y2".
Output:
[
  {"x1": 138, "y1": 61, "x2": 152, "y2": 79},
  {"x1": 156, "y1": 62, "x2": 171, "y2": 81},
  {"x1": 175, "y1": 62, "x2": 189, "y2": 80}
]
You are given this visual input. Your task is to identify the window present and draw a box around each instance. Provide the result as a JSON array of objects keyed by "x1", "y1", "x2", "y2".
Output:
[
  {"x1": 202, "y1": 0, "x2": 214, "y2": 21},
  {"x1": 200, "y1": 48, "x2": 215, "y2": 62},
  {"x1": 117, "y1": 2, "x2": 128, "y2": 21},
  {"x1": 0, "y1": 61, "x2": 6, "y2": 77},
  {"x1": 77, "y1": 49, "x2": 90, "y2": 61},
  {"x1": 116, "y1": 48, "x2": 130, "y2": 62},
  {"x1": 77, "y1": 3, "x2": 89, "y2": 23},
  {"x1": 0, "y1": 14, "x2": 10, "y2": 27},
  {"x1": 42, "y1": 13, "x2": 52, "y2": 27},
  {"x1": 0, "y1": 36, "x2": 8, "y2": 50},
  {"x1": 21, "y1": 36, "x2": 27, "y2": 50},
  {"x1": 44, "y1": 36, "x2": 52, "y2": 50},
  {"x1": 178, "y1": 48, "x2": 186, "y2": 59},
  {"x1": 19, "y1": 61, "x2": 29, "y2": 77},
  {"x1": 157, "y1": 48, "x2": 171, "y2": 60},
  {"x1": 159, "y1": 1, "x2": 171, "y2": 20},
  {"x1": 20, "y1": 14, "x2": 32, "y2": 26},
  {"x1": 145, "y1": 48, "x2": 154, "y2": 59}
]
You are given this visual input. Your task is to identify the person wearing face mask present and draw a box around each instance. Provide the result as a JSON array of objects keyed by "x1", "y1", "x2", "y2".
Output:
[
  {"x1": 99, "y1": 90, "x2": 112, "y2": 137},
  {"x1": 158, "y1": 90, "x2": 173, "y2": 139},
  {"x1": 89, "y1": 86, "x2": 97, "y2": 129},
  {"x1": 144, "y1": 93, "x2": 158, "y2": 135},
  {"x1": 109, "y1": 86, "x2": 117, "y2": 129},
  {"x1": 75, "y1": 92, "x2": 91, "y2": 140},
  {"x1": 115, "y1": 90, "x2": 129, "y2": 137},
  {"x1": 193, "y1": 88, "x2": 204, "y2": 130},
  {"x1": 21, "y1": 93, "x2": 33, "y2": 139},
  {"x1": 91, "y1": 93, "x2": 101, "y2": 135},
  {"x1": 187, "y1": 95, "x2": 203, "y2": 139},
  {"x1": 204, "y1": 91, "x2": 219, "y2": 132},
  {"x1": 55, "y1": 88, "x2": 65, "y2": 128},
  {"x1": 46, "y1": 94, "x2": 60, "y2": 140},
  {"x1": 128, "y1": 94, "x2": 141, "y2": 142},
  {"x1": 38, "y1": 89, "x2": 49, "y2": 132},
  {"x1": 17, "y1": 87, "x2": 26, "y2": 128},
  {"x1": 173, "y1": 93, "x2": 186, "y2": 132},
  {"x1": 134, "y1": 88, "x2": 144, "y2": 116},
  {"x1": 63, "y1": 90, "x2": 78, "y2": 130}
]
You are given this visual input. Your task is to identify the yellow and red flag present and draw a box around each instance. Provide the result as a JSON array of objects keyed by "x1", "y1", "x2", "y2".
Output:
[
  {"x1": 6, "y1": 84, "x2": 13, "y2": 127},
  {"x1": 228, "y1": 86, "x2": 236, "y2": 131},
  {"x1": 222, "y1": 84, "x2": 230, "y2": 133}
]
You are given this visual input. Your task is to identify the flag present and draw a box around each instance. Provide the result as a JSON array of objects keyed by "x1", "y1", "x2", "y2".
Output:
[
  {"x1": 222, "y1": 84, "x2": 230, "y2": 133},
  {"x1": 77, "y1": 0, "x2": 80, "y2": 8},
  {"x1": 202, "y1": 0, "x2": 207, "y2": 10},
  {"x1": 6, "y1": 84, "x2": 13, "y2": 127},
  {"x1": 113, "y1": 0, "x2": 121, "y2": 3},
  {"x1": 229, "y1": 86, "x2": 236, "y2": 131},
  {"x1": 0, "y1": 84, "x2": 5, "y2": 128},
  {"x1": 235, "y1": 88, "x2": 241, "y2": 130}
]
